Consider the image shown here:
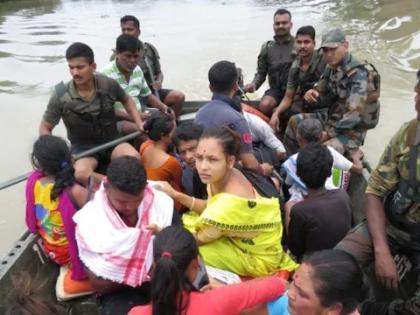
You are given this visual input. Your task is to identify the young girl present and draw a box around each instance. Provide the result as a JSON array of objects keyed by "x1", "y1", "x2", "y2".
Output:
[
  {"x1": 140, "y1": 111, "x2": 183, "y2": 210},
  {"x1": 128, "y1": 226, "x2": 287, "y2": 315},
  {"x1": 25, "y1": 135, "x2": 91, "y2": 298},
  {"x1": 158, "y1": 127, "x2": 297, "y2": 277}
]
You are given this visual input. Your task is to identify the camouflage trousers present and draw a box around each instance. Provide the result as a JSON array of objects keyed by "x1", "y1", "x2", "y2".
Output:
[
  {"x1": 336, "y1": 222, "x2": 420, "y2": 315},
  {"x1": 282, "y1": 111, "x2": 327, "y2": 154},
  {"x1": 283, "y1": 111, "x2": 366, "y2": 156}
]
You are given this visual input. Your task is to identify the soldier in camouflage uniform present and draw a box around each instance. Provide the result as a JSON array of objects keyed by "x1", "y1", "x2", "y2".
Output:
[
  {"x1": 283, "y1": 29, "x2": 380, "y2": 155},
  {"x1": 336, "y1": 71, "x2": 420, "y2": 315},
  {"x1": 244, "y1": 9, "x2": 295, "y2": 116},
  {"x1": 269, "y1": 25, "x2": 327, "y2": 135},
  {"x1": 120, "y1": 15, "x2": 185, "y2": 116}
]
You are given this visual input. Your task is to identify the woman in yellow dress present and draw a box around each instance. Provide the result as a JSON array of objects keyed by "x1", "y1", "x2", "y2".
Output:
[{"x1": 157, "y1": 126, "x2": 297, "y2": 277}]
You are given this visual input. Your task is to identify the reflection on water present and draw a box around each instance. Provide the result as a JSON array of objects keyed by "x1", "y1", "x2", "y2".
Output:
[{"x1": 0, "y1": 0, "x2": 419, "y2": 254}]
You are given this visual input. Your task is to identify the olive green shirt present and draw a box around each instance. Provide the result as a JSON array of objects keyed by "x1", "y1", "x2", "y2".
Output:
[
  {"x1": 251, "y1": 35, "x2": 296, "y2": 90},
  {"x1": 43, "y1": 73, "x2": 126, "y2": 126},
  {"x1": 286, "y1": 48, "x2": 326, "y2": 95},
  {"x1": 367, "y1": 119, "x2": 420, "y2": 223}
]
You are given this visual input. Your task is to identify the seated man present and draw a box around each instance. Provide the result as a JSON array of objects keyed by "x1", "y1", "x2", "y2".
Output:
[
  {"x1": 337, "y1": 71, "x2": 420, "y2": 315},
  {"x1": 287, "y1": 142, "x2": 352, "y2": 262},
  {"x1": 74, "y1": 156, "x2": 174, "y2": 315},
  {"x1": 173, "y1": 122, "x2": 207, "y2": 199},
  {"x1": 119, "y1": 15, "x2": 185, "y2": 116},
  {"x1": 284, "y1": 28, "x2": 380, "y2": 156},
  {"x1": 195, "y1": 60, "x2": 273, "y2": 177},
  {"x1": 39, "y1": 42, "x2": 142, "y2": 185},
  {"x1": 269, "y1": 25, "x2": 327, "y2": 134},
  {"x1": 244, "y1": 9, "x2": 295, "y2": 116},
  {"x1": 102, "y1": 34, "x2": 170, "y2": 134}
]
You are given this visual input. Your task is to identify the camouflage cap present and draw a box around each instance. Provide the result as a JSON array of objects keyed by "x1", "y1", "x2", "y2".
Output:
[{"x1": 321, "y1": 29, "x2": 346, "y2": 48}]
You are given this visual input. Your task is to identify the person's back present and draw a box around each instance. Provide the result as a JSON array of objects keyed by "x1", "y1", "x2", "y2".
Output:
[
  {"x1": 288, "y1": 189, "x2": 352, "y2": 260},
  {"x1": 26, "y1": 136, "x2": 87, "y2": 268},
  {"x1": 287, "y1": 143, "x2": 352, "y2": 261}
]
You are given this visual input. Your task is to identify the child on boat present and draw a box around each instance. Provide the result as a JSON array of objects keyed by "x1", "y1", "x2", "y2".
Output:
[
  {"x1": 282, "y1": 118, "x2": 363, "y2": 227},
  {"x1": 25, "y1": 135, "x2": 92, "y2": 300},
  {"x1": 286, "y1": 143, "x2": 352, "y2": 261},
  {"x1": 128, "y1": 225, "x2": 288, "y2": 315}
]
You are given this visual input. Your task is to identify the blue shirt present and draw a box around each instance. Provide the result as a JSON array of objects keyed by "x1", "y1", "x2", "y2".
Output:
[{"x1": 194, "y1": 94, "x2": 253, "y2": 153}]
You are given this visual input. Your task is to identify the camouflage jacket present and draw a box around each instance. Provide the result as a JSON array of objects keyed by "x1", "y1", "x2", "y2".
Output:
[
  {"x1": 367, "y1": 119, "x2": 420, "y2": 223},
  {"x1": 316, "y1": 53, "x2": 379, "y2": 143},
  {"x1": 136, "y1": 41, "x2": 162, "y2": 89},
  {"x1": 251, "y1": 35, "x2": 296, "y2": 91}
]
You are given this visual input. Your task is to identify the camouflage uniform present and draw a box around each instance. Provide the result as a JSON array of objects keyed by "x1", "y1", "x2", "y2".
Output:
[
  {"x1": 337, "y1": 119, "x2": 420, "y2": 314},
  {"x1": 251, "y1": 35, "x2": 296, "y2": 103},
  {"x1": 284, "y1": 53, "x2": 373, "y2": 155}
]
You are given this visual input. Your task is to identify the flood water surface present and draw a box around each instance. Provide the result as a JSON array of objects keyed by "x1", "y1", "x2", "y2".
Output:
[{"x1": 0, "y1": 0, "x2": 420, "y2": 254}]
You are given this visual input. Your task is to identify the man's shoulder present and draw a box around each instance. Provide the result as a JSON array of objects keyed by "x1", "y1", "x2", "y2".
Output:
[
  {"x1": 101, "y1": 59, "x2": 117, "y2": 74},
  {"x1": 260, "y1": 40, "x2": 275, "y2": 52},
  {"x1": 95, "y1": 73, "x2": 120, "y2": 87},
  {"x1": 144, "y1": 42, "x2": 159, "y2": 57}
]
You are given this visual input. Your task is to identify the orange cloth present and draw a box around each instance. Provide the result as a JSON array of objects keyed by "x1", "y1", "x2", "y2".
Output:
[
  {"x1": 140, "y1": 140, "x2": 183, "y2": 210},
  {"x1": 63, "y1": 267, "x2": 93, "y2": 294},
  {"x1": 241, "y1": 103, "x2": 270, "y2": 123}
]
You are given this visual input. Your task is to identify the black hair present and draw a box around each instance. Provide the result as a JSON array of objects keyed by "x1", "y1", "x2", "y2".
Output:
[
  {"x1": 296, "y1": 25, "x2": 316, "y2": 41},
  {"x1": 200, "y1": 127, "x2": 241, "y2": 159},
  {"x1": 65, "y1": 42, "x2": 94, "y2": 64},
  {"x1": 151, "y1": 226, "x2": 199, "y2": 315},
  {"x1": 208, "y1": 60, "x2": 238, "y2": 94},
  {"x1": 274, "y1": 8, "x2": 291, "y2": 19},
  {"x1": 31, "y1": 135, "x2": 75, "y2": 201},
  {"x1": 143, "y1": 110, "x2": 175, "y2": 141},
  {"x1": 106, "y1": 156, "x2": 147, "y2": 195},
  {"x1": 120, "y1": 15, "x2": 140, "y2": 29},
  {"x1": 417, "y1": 69, "x2": 420, "y2": 80},
  {"x1": 5, "y1": 272, "x2": 66, "y2": 315},
  {"x1": 302, "y1": 250, "x2": 365, "y2": 314},
  {"x1": 116, "y1": 33, "x2": 142, "y2": 53},
  {"x1": 173, "y1": 122, "x2": 203, "y2": 147},
  {"x1": 296, "y1": 142, "x2": 332, "y2": 189},
  {"x1": 297, "y1": 118, "x2": 323, "y2": 143}
]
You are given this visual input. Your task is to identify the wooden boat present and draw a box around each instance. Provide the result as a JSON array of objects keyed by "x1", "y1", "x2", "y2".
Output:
[{"x1": 0, "y1": 100, "x2": 369, "y2": 314}]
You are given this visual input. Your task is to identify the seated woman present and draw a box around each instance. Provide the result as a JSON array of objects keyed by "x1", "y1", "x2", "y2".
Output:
[
  {"x1": 25, "y1": 135, "x2": 92, "y2": 299},
  {"x1": 140, "y1": 111, "x2": 183, "y2": 210},
  {"x1": 128, "y1": 225, "x2": 287, "y2": 315},
  {"x1": 158, "y1": 127, "x2": 297, "y2": 277},
  {"x1": 264, "y1": 249, "x2": 364, "y2": 315}
]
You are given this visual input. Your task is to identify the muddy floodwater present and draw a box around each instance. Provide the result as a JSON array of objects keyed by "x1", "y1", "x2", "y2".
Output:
[{"x1": 0, "y1": 0, "x2": 419, "y2": 254}]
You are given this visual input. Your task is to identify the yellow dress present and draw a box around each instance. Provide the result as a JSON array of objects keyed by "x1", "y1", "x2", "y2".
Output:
[{"x1": 183, "y1": 191, "x2": 298, "y2": 277}]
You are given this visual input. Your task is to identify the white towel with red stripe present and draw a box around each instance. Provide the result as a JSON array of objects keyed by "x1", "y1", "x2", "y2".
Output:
[{"x1": 74, "y1": 181, "x2": 173, "y2": 287}]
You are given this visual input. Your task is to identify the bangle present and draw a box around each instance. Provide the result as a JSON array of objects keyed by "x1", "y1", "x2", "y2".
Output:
[{"x1": 189, "y1": 197, "x2": 196, "y2": 210}]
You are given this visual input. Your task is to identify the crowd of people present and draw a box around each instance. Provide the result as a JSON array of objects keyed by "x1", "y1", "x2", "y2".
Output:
[{"x1": 7, "y1": 7, "x2": 419, "y2": 315}]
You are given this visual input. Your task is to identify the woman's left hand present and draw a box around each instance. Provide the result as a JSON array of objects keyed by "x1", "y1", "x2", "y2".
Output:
[
  {"x1": 155, "y1": 181, "x2": 177, "y2": 198},
  {"x1": 146, "y1": 224, "x2": 162, "y2": 235}
]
